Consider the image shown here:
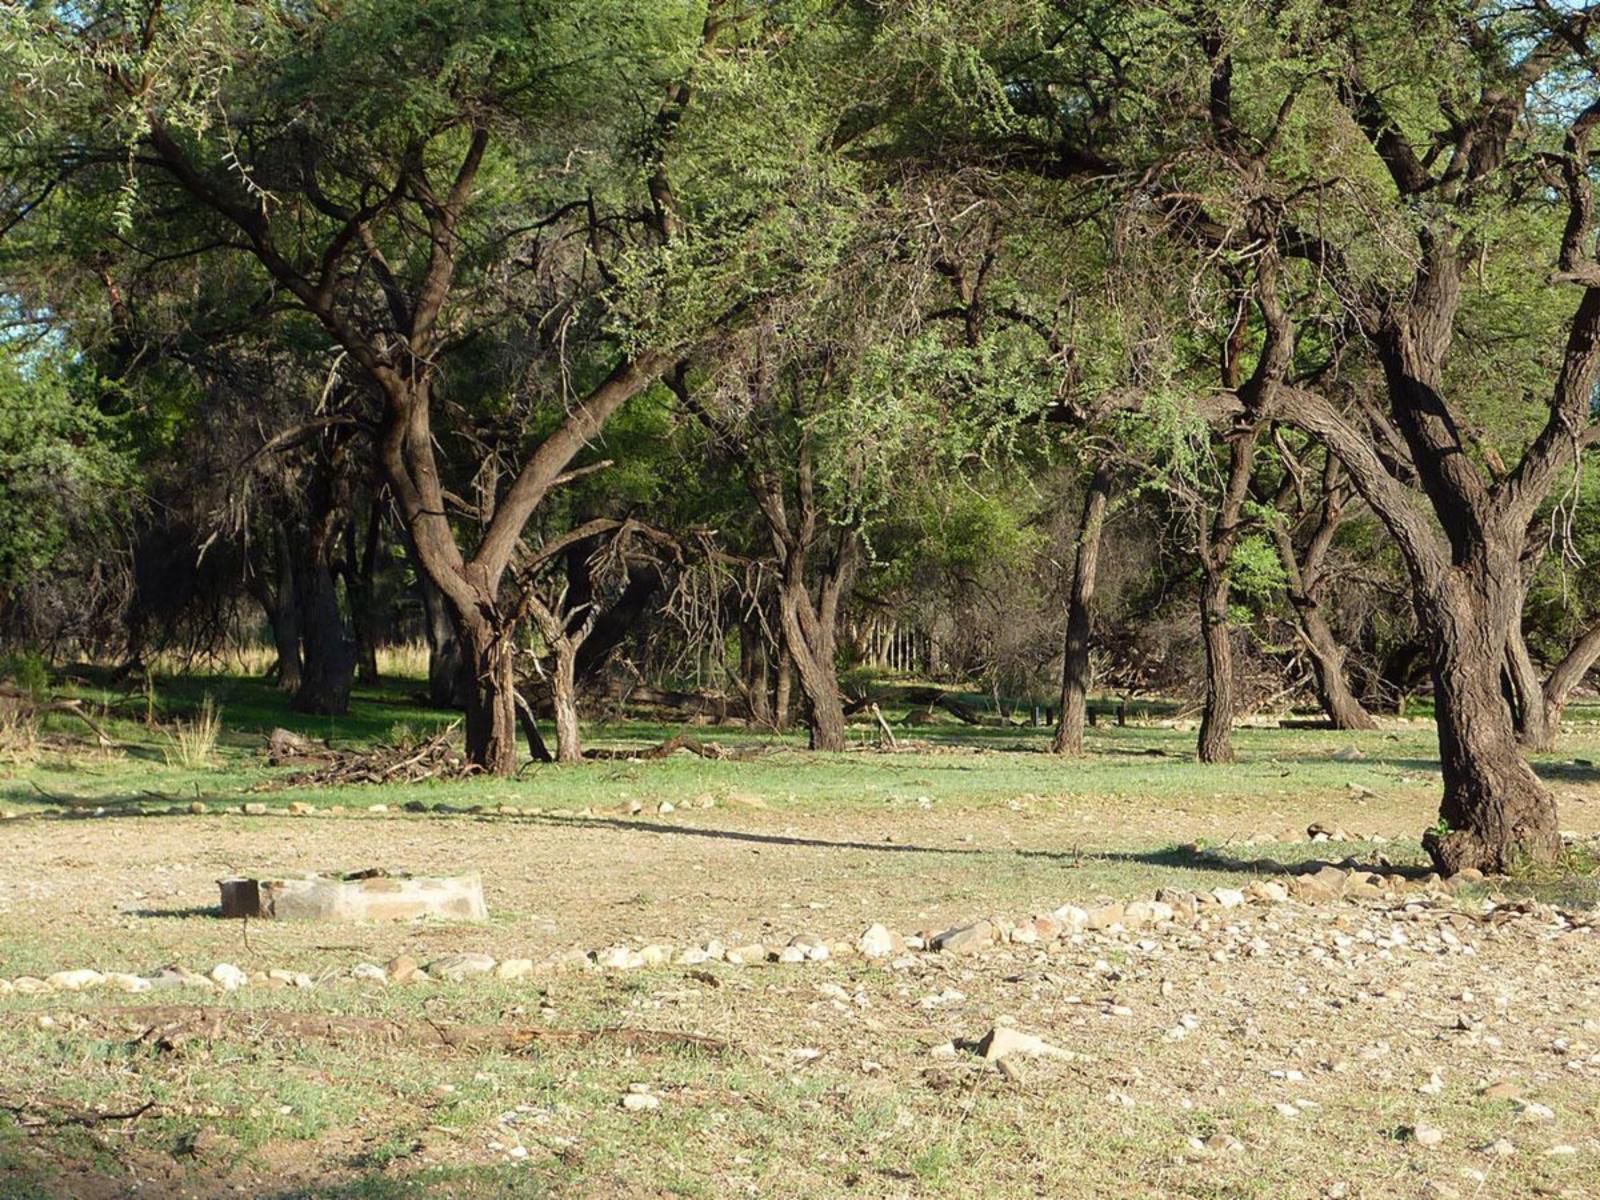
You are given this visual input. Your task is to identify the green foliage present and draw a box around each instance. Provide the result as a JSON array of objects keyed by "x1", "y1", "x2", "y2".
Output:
[{"x1": 0, "y1": 348, "x2": 136, "y2": 597}]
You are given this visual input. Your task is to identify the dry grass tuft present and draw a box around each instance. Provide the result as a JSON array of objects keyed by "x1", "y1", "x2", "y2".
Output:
[{"x1": 161, "y1": 695, "x2": 221, "y2": 769}]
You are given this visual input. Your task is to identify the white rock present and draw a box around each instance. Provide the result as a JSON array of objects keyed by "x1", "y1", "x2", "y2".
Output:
[
  {"x1": 621, "y1": 1093, "x2": 660, "y2": 1111},
  {"x1": 352, "y1": 963, "x2": 388, "y2": 982},
  {"x1": 975, "y1": 1026, "x2": 1076, "y2": 1062},
  {"x1": 209, "y1": 963, "x2": 249, "y2": 991},
  {"x1": 45, "y1": 969, "x2": 104, "y2": 992},
  {"x1": 104, "y1": 972, "x2": 152, "y2": 993},
  {"x1": 1515, "y1": 1100, "x2": 1554, "y2": 1122},
  {"x1": 1212, "y1": 888, "x2": 1246, "y2": 909},
  {"x1": 1411, "y1": 1124, "x2": 1445, "y2": 1147},
  {"x1": 495, "y1": 958, "x2": 534, "y2": 980},
  {"x1": 857, "y1": 923, "x2": 901, "y2": 958}
]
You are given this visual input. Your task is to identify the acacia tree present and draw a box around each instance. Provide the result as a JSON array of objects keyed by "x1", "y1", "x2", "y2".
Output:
[{"x1": 7, "y1": 1, "x2": 869, "y2": 770}]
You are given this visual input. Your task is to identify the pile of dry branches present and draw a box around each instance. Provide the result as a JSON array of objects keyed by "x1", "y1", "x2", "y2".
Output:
[{"x1": 269, "y1": 722, "x2": 479, "y2": 786}]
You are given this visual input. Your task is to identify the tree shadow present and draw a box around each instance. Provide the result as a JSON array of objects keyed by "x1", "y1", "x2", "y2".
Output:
[{"x1": 1088, "y1": 843, "x2": 1433, "y2": 882}]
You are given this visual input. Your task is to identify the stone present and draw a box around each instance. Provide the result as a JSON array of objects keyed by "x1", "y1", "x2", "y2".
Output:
[
  {"x1": 1407, "y1": 1124, "x2": 1445, "y2": 1147},
  {"x1": 352, "y1": 963, "x2": 388, "y2": 982},
  {"x1": 857, "y1": 923, "x2": 904, "y2": 959},
  {"x1": 1211, "y1": 888, "x2": 1246, "y2": 909},
  {"x1": 1245, "y1": 880, "x2": 1290, "y2": 904},
  {"x1": 638, "y1": 945, "x2": 674, "y2": 967},
  {"x1": 189, "y1": 802, "x2": 208, "y2": 815},
  {"x1": 386, "y1": 955, "x2": 420, "y2": 983},
  {"x1": 597, "y1": 946, "x2": 645, "y2": 970},
  {"x1": 241, "y1": 803, "x2": 269, "y2": 816},
  {"x1": 1202, "y1": 1133, "x2": 1245, "y2": 1155},
  {"x1": 208, "y1": 963, "x2": 249, "y2": 991},
  {"x1": 288, "y1": 802, "x2": 315, "y2": 816},
  {"x1": 676, "y1": 946, "x2": 711, "y2": 966},
  {"x1": 1514, "y1": 1101, "x2": 1554, "y2": 1122},
  {"x1": 1477, "y1": 1138, "x2": 1516, "y2": 1157},
  {"x1": 931, "y1": 920, "x2": 997, "y2": 953},
  {"x1": 778, "y1": 945, "x2": 808, "y2": 964},
  {"x1": 656, "y1": 800, "x2": 675, "y2": 815},
  {"x1": 495, "y1": 958, "x2": 534, "y2": 981},
  {"x1": 1153, "y1": 890, "x2": 1198, "y2": 921},
  {"x1": 1122, "y1": 901, "x2": 1155, "y2": 926},
  {"x1": 724, "y1": 943, "x2": 768, "y2": 965},
  {"x1": 621, "y1": 1092, "x2": 660, "y2": 1111},
  {"x1": 425, "y1": 953, "x2": 497, "y2": 982},
  {"x1": 973, "y1": 1025, "x2": 1076, "y2": 1063},
  {"x1": 145, "y1": 965, "x2": 213, "y2": 990},
  {"x1": 104, "y1": 972, "x2": 152, "y2": 993},
  {"x1": 12, "y1": 977, "x2": 49, "y2": 995},
  {"x1": 45, "y1": 969, "x2": 104, "y2": 992},
  {"x1": 1053, "y1": 904, "x2": 1090, "y2": 931},
  {"x1": 1292, "y1": 866, "x2": 1347, "y2": 901},
  {"x1": 787, "y1": 934, "x2": 829, "y2": 961},
  {"x1": 219, "y1": 871, "x2": 487, "y2": 922},
  {"x1": 268, "y1": 968, "x2": 314, "y2": 988}
]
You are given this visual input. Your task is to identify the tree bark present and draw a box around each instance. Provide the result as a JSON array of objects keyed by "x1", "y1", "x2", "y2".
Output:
[
  {"x1": 1505, "y1": 621, "x2": 1554, "y2": 752},
  {"x1": 1196, "y1": 566, "x2": 1237, "y2": 763},
  {"x1": 264, "y1": 522, "x2": 302, "y2": 694},
  {"x1": 290, "y1": 501, "x2": 357, "y2": 716},
  {"x1": 345, "y1": 501, "x2": 383, "y2": 686},
  {"x1": 459, "y1": 616, "x2": 518, "y2": 776},
  {"x1": 1543, "y1": 619, "x2": 1600, "y2": 733},
  {"x1": 1300, "y1": 604, "x2": 1379, "y2": 730},
  {"x1": 1423, "y1": 571, "x2": 1561, "y2": 874},
  {"x1": 1052, "y1": 464, "x2": 1112, "y2": 755},
  {"x1": 417, "y1": 569, "x2": 469, "y2": 709},
  {"x1": 1195, "y1": 424, "x2": 1259, "y2": 764},
  {"x1": 549, "y1": 640, "x2": 582, "y2": 764}
]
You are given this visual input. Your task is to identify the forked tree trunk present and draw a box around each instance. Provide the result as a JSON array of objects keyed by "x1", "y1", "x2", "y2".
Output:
[
  {"x1": 740, "y1": 618, "x2": 775, "y2": 728},
  {"x1": 460, "y1": 617, "x2": 518, "y2": 777},
  {"x1": 1196, "y1": 568, "x2": 1236, "y2": 764},
  {"x1": 1052, "y1": 465, "x2": 1112, "y2": 756}
]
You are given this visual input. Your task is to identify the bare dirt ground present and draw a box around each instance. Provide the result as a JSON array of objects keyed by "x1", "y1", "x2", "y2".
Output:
[{"x1": 2, "y1": 795, "x2": 1599, "y2": 1199}]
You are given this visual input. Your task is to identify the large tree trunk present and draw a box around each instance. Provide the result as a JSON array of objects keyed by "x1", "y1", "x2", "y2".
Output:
[
  {"x1": 1423, "y1": 572, "x2": 1561, "y2": 874},
  {"x1": 1196, "y1": 567, "x2": 1236, "y2": 764},
  {"x1": 459, "y1": 617, "x2": 518, "y2": 776},
  {"x1": 1052, "y1": 465, "x2": 1112, "y2": 756}
]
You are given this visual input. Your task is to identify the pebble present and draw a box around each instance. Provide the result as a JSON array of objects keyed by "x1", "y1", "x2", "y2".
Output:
[
  {"x1": 724, "y1": 944, "x2": 767, "y2": 965},
  {"x1": 209, "y1": 963, "x2": 248, "y2": 991},
  {"x1": 351, "y1": 963, "x2": 387, "y2": 982},
  {"x1": 386, "y1": 955, "x2": 419, "y2": 983},
  {"x1": 931, "y1": 920, "x2": 998, "y2": 952},
  {"x1": 621, "y1": 1093, "x2": 660, "y2": 1111},
  {"x1": 494, "y1": 958, "x2": 534, "y2": 980}
]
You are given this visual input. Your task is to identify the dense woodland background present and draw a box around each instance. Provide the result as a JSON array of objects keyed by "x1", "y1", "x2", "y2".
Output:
[{"x1": 5, "y1": 0, "x2": 1600, "y2": 873}]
